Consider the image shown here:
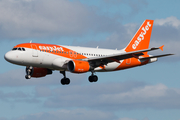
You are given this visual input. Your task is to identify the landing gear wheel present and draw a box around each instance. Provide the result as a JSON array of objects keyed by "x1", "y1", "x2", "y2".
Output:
[
  {"x1": 61, "y1": 78, "x2": 70, "y2": 85},
  {"x1": 65, "y1": 78, "x2": 70, "y2": 85},
  {"x1": 61, "y1": 78, "x2": 66, "y2": 85},
  {"x1": 89, "y1": 75, "x2": 98, "y2": 82},
  {"x1": 60, "y1": 71, "x2": 70, "y2": 85},
  {"x1": 89, "y1": 76, "x2": 94, "y2": 82},
  {"x1": 25, "y1": 75, "x2": 31, "y2": 79},
  {"x1": 93, "y1": 75, "x2": 98, "y2": 82}
]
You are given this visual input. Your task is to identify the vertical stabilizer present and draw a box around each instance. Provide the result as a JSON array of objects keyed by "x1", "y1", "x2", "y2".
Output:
[{"x1": 125, "y1": 20, "x2": 154, "y2": 52}]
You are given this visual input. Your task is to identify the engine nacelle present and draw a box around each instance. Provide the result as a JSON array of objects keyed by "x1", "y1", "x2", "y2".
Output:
[
  {"x1": 26, "y1": 67, "x2": 52, "y2": 78},
  {"x1": 67, "y1": 60, "x2": 90, "y2": 73}
]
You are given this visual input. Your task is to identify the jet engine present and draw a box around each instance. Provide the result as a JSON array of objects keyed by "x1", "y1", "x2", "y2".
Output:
[{"x1": 67, "y1": 60, "x2": 90, "y2": 73}]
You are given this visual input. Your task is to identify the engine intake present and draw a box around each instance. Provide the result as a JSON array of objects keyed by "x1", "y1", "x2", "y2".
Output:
[{"x1": 67, "y1": 60, "x2": 90, "y2": 73}]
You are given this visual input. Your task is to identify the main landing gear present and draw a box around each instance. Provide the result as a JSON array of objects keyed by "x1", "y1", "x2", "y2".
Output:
[
  {"x1": 60, "y1": 71, "x2": 70, "y2": 85},
  {"x1": 88, "y1": 71, "x2": 98, "y2": 82},
  {"x1": 60, "y1": 71, "x2": 98, "y2": 85},
  {"x1": 25, "y1": 66, "x2": 33, "y2": 79}
]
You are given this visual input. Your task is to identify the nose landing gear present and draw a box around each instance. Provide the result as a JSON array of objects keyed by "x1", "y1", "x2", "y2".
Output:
[{"x1": 25, "y1": 66, "x2": 33, "y2": 79}]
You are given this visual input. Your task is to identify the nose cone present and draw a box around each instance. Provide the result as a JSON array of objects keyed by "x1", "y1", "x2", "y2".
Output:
[
  {"x1": 5, "y1": 51, "x2": 24, "y2": 65},
  {"x1": 4, "y1": 51, "x2": 16, "y2": 63}
]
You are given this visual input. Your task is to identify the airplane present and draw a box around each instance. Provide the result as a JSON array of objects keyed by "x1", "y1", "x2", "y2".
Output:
[{"x1": 4, "y1": 20, "x2": 173, "y2": 85}]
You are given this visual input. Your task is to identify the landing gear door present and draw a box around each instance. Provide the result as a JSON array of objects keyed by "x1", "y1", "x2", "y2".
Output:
[{"x1": 31, "y1": 44, "x2": 38, "y2": 57}]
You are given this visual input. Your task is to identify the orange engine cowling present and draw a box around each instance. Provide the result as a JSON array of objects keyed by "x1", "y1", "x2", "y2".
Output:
[
  {"x1": 31, "y1": 67, "x2": 52, "y2": 78},
  {"x1": 67, "y1": 60, "x2": 90, "y2": 73}
]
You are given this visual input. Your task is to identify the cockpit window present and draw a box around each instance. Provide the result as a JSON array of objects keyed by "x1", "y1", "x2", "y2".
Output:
[
  {"x1": 12, "y1": 48, "x2": 17, "y2": 50},
  {"x1": 12, "y1": 47, "x2": 26, "y2": 51},
  {"x1": 22, "y1": 48, "x2": 25, "y2": 51}
]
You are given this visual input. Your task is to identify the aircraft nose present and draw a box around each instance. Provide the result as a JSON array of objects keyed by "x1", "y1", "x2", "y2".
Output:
[{"x1": 4, "y1": 51, "x2": 15, "y2": 62}]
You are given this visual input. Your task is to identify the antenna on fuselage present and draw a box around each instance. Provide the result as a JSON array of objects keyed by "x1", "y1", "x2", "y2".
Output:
[{"x1": 30, "y1": 40, "x2": 32, "y2": 43}]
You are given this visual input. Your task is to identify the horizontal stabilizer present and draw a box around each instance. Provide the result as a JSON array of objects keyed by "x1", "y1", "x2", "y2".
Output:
[
  {"x1": 159, "y1": 45, "x2": 164, "y2": 51},
  {"x1": 140, "y1": 54, "x2": 174, "y2": 60}
]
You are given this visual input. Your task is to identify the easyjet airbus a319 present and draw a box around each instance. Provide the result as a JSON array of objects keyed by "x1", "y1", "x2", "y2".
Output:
[{"x1": 4, "y1": 20, "x2": 173, "y2": 85}]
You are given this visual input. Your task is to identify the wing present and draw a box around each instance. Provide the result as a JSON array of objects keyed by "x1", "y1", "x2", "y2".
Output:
[{"x1": 81, "y1": 46, "x2": 163, "y2": 68}]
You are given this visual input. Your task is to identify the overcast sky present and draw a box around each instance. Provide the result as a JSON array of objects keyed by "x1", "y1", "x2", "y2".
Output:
[{"x1": 0, "y1": 0, "x2": 180, "y2": 120}]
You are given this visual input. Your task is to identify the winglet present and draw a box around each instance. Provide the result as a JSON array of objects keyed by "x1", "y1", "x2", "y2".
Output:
[{"x1": 159, "y1": 45, "x2": 164, "y2": 51}]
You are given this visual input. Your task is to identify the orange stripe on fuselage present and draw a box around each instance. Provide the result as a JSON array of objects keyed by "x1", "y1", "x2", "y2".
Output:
[{"x1": 14, "y1": 43, "x2": 87, "y2": 59}]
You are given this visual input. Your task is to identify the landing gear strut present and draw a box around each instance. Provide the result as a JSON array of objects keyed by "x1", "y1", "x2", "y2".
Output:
[
  {"x1": 25, "y1": 66, "x2": 33, "y2": 79},
  {"x1": 60, "y1": 71, "x2": 70, "y2": 85},
  {"x1": 88, "y1": 71, "x2": 98, "y2": 83}
]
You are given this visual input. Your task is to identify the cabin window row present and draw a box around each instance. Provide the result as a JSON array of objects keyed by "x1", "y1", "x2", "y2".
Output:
[{"x1": 40, "y1": 50, "x2": 107, "y2": 57}]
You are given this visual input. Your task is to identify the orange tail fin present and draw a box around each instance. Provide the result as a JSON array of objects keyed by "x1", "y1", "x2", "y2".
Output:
[{"x1": 125, "y1": 20, "x2": 154, "y2": 52}]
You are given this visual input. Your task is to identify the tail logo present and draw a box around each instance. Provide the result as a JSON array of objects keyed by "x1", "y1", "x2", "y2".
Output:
[{"x1": 132, "y1": 21, "x2": 152, "y2": 49}]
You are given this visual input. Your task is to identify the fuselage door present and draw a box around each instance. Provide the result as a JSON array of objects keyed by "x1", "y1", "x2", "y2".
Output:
[{"x1": 31, "y1": 44, "x2": 38, "y2": 57}]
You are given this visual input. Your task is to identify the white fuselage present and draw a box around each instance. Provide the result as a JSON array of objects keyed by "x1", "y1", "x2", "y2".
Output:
[{"x1": 5, "y1": 45, "x2": 126, "y2": 72}]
